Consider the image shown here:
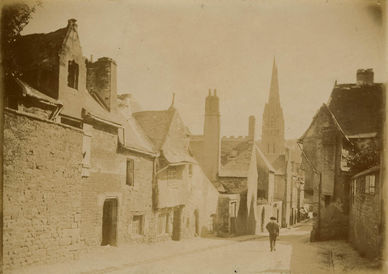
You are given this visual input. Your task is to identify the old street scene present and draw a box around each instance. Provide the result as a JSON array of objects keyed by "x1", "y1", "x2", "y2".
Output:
[{"x1": 1, "y1": 1, "x2": 386, "y2": 274}]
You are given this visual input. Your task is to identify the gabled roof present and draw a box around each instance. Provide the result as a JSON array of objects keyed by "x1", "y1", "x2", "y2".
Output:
[
  {"x1": 15, "y1": 27, "x2": 68, "y2": 70},
  {"x1": 299, "y1": 83, "x2": 384, "y2": 142},
  {"x1": 133, "y1": 107, "x2": 195, "y2": 164},
  {"x1": 328, "y1": 83, "x2": 384, "y2": 136},
  {"x1": 133, "y1": 109, "x2": 175, "y2": 151},
  {"x1": 299, "y1": 103, "x2": 350, "y2": 143}
]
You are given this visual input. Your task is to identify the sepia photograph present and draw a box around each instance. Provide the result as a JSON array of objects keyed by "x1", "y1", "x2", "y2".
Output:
[{"x1": 0, "y1": 0, "x2": 387, "y2": 273}]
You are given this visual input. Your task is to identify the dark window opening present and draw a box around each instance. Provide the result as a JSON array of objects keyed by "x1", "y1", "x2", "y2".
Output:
[
  {"x1": 324, "y1": 195, "x2": 331, "y2": 207},
  {"x1": 126, "y1": 159, "x2": 134, "y2": 186},
  {"x1": 67, "y1": 60, "x2": 79, "y2": 89}
]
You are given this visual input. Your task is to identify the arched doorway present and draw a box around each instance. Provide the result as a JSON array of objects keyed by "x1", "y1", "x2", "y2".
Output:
[
  {"x1": 194, "y1": 209, "x2": 199, "y2": 236},
  {"x1": 101, "y1": 198, "x2": 118, "y2": 246}
]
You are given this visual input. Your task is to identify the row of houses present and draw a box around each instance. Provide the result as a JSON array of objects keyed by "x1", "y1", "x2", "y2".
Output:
[
  {"x1": 2, "y1": 19, "x2": 306, "y2": 272},
  {"x1": 298, "y1": 68, "x2": 386, "y2": 259},
  {"x1": 3, "y1": 19, "x2": 220, "y2": 272}
]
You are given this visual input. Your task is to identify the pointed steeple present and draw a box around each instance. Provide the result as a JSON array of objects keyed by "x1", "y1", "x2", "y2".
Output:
[
  {"x1": 269, "y1": 57, "x2": 280, "y2": 105},
  {"x1": 260, "y1": 57, "x2": 285, "y2": 159}
]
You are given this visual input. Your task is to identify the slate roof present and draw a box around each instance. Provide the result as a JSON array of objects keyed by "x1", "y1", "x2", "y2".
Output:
[
  {"x1": 133, "y1": 108, "x2": 196, "y2": 164},
  {"x1": 218, "y1": 177, "x2": 247, "y2": 194},
  {"x1": 14, "y1": 27, "x2": 68, "y2": 70},
  {"x1": 219, "y1": 138, "x2": 253, "y2": 178},
  {"x1": 133, "y1": 110, "x2": 175, "y2": 151},
  {"x1": 327, "y1": 83, "x2": 384, "y2": 136}
]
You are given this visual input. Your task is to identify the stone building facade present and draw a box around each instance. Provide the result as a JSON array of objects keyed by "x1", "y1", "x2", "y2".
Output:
[
  {"x1": 190, "y1": 92, "x2": 277, "y2": 236},
  {"x1": 133, "y1": 104, "x2": 219, "y2": 241},
  {"x1": 299, "y1": 69, "x2": 385, "y2": 243},
  {"x1": 2, "y1": 18, "x2": 218, "y2": 272}
]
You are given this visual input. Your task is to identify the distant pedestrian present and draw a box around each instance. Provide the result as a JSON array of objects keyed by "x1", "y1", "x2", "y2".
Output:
[{"x1": 266, "y1": 217, "x2": 279, "y2": 252}]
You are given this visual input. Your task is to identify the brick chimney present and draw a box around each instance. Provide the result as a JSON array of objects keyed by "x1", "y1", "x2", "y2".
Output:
[
  {"x1": 86, "y1": 57, "x2": 117, "y2": 111},
  {"x1": 248, "y1": 115, "x2": 256, "y2": 140},
  {"x1": 356, "y1": 69, "x2": 374, "y2": 85}
]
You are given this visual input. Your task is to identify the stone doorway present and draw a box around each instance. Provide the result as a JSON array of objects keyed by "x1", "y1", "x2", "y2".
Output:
[
  {"x1": 101, "y1": 198, "x2": 118, "y2": 246},
  {"x1": 172, "y1": 207, "x2": 182, "y2": 241}
]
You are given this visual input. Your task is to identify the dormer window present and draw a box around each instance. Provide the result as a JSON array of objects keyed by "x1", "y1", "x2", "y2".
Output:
[{"x1": 67, "y1": 60, "x2": 79, "y2": 89}]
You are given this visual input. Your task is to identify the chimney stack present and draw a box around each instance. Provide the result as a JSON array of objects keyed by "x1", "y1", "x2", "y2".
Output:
[
  {"x1": 248, "y1": 115, "x2": 256, "y2": 140},
  {"x1": 67, "y1": 18, "x2": 77, "y2": 30},
  {"x1": 356, "y1": 69, "x2": 374, "y2": 85},
  {"x1": 86, "y1": 57, "x2": 117, "y2": 111}
]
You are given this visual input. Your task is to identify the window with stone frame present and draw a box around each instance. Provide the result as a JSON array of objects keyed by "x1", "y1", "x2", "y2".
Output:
[
  {"x1": 126, "y1": 159, "x2": 135, "y2": 186},
  {"x1": 67, "y1": 60, "x2": 79, "y2": 89},
  {"x1": 132, "y1": 215, "x2": 143, "y2": 235}
]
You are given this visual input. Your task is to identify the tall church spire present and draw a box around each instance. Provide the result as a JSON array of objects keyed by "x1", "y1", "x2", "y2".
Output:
[
  {"x1": 260, "y1": 58, "x2": 285, "y2": 160},
  {"x1": 269, "y1": 57, "x2": 280, "y2": 105}
]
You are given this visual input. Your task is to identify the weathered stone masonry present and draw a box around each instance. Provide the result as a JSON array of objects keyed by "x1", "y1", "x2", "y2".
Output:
[{"x1": 3, "y1": 109, "x2": 83, "y2": 270}]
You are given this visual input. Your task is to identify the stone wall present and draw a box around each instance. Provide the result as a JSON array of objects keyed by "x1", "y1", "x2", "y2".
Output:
[
  {"x1": 80, "y1": 122, "x2": 155, "y2": 248},
  {"x1": 3, "y1": 109, "x2": 83, "y2": 271},
  {"x1": 349, "y1": 171, "x2": 382, "y2": 258}
]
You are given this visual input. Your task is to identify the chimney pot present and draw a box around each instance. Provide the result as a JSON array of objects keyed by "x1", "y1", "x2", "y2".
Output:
[{"x1": 356, "y1": 68, "x2": 374, "y2": 85}]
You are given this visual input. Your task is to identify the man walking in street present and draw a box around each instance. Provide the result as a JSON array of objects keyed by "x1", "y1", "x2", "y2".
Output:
[{"x1": 266, "y1": 217, "x2": 280, "y2": 252}]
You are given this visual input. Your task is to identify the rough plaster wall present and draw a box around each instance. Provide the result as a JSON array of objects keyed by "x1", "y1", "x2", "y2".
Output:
[{"x1": 3, "y1": 111, "x2": 83, "y2": 271}]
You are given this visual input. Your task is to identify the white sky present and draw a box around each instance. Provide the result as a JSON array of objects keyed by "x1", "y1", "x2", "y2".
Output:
[{"x1": 22, "y1": 0, "x2": 386, "y2": 139}]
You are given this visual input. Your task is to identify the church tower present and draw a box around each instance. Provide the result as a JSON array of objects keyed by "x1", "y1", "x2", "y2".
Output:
[
  {"x1": 261, "y1": 58, "x2": 285, "y2": 160},
  {"x1": 203, "y1": 89, "x2": 221, "y2": 181}
]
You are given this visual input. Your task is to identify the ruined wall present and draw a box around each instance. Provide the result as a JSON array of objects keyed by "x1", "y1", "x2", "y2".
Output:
[
  {"x1": 3, "y1": 110, "x2": 83, "y2": 271},
  {"x1": 80, "y1": 122, "x2": 155, "y2": 249}
]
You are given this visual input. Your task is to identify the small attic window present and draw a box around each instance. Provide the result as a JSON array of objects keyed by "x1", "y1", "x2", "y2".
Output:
[{"x1": 67, "y1": 60, "x2": 79, "y2": 89}]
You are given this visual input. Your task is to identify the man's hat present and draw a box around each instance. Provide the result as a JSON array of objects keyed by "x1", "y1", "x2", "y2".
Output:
[{"x1": 270, "y1": 217, "x2": 277, "y2": 220}]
